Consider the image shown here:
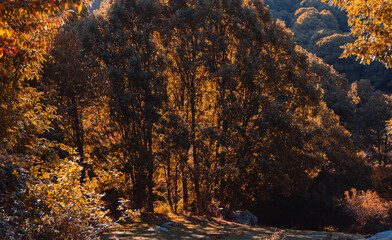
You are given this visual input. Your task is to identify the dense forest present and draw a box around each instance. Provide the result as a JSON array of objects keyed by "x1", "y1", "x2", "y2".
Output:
[
  {"x1": 264, "y1": 0, "x2": 392, "y2": 91},
  {"x1": 1, "y1": 0, "x2": 392, "y2": 239}
]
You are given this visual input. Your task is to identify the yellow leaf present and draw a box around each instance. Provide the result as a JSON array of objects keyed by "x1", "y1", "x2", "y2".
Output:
[
  {"x1": 64, "y1": 2, "x2": 69, "y2": 9},
  {"x1": 78, "y1": 3, "x2": 83, "y2": 13}
]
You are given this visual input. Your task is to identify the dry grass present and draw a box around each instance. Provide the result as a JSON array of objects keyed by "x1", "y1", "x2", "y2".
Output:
[{"x1": 100, "y1": 214, "x2": 365, "y2": 240}]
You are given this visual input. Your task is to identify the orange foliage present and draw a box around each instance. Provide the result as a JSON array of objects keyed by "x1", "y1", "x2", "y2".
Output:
[{"x1": 342, "y1": 188, "x2": 391, "y2": 226}]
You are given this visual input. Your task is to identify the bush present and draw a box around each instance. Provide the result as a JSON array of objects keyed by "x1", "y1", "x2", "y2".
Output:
[
  {"x1": 0, "y1": 155, "x2": 112, "y2": 240},
  {"x1": 341, "y1": 188, "x2": 391, "y2": 228},
  {"x1": 0, "y1": 90, "x2": 112, "y2": 239},
  {"x1": 27, "y1": 159, "x2": 111, "y2": 239}
]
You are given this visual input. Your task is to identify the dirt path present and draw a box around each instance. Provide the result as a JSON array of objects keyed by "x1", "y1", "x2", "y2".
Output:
[{"x1": 100, "y1": 215, "x2": 366, "y2": 240}]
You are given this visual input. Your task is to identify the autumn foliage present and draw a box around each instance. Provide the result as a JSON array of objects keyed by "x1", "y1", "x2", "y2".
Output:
[
  {"x1": 0, "y1": 1, "x2": 112, "y2": 239},
  {"x1": 323, "y1": 0, "x2": 392, "y2": 67},
  {"x1": 342, "y1": 189, "x2": 392, "y2": 229},
  {"x1": 2, "y1": 0, "x2": 392, "y2": 237}
]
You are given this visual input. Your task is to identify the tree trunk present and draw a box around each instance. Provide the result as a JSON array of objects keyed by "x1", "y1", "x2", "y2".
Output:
[
  {"x1": 190, "y1": 93, "x2": 203, "y2": 214},
  {"x1": 384, "y1": 133, "x2": 389, "y2": 165},
  {"x1": 166, "y1": 157, "x2": 174, "y2": 211},
  {"x1": 146, "y1": 125, "x2": 154, "y2": 213},
  {"x1": 181, "y1": 160, "x2": 189, "y2": 213},
  {"x1": 377, "y1": 130, "x2": 382, "y2": 166},
  {"x1": 147, "y1": 166, "x2": 154, "y2": 212},
  {"x1": 174, "y1": 163, "x2": 178, "y2": 214},
  {"x1": 70, "y1": 98, "x2": 87, "y2": 181},
  {"x1": 133, "y1": 174, "x2": 146, "y2": 210}
]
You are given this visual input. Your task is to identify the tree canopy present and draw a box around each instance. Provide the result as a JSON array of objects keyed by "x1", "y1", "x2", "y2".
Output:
[
  {"x1": 0, "y1": 1, "x2": 113, "y2": 239},
  {"x1": 323, "y1": 0, "x2": 392, "y2": 68},
  {"x1": 3, "y1": 0, "x2": 392, "y2": 236}
]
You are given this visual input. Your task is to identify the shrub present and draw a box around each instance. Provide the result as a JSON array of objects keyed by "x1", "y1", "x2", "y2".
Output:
[
  {"x1": 341, "y1": 188, "x2": 391, "y2": 227},
  {"x1": 0, "y1": 155, "x2": 112, "y2": 240},
  {"x1": 27, "y1": 159, "x2": 111, "y2": 239},
  {"x1": 0, "y1": 90, "x2": 112, "y2": 239}
]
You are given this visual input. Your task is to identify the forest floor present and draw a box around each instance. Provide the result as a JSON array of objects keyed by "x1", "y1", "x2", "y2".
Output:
[{"x1": 100, "y1": 214, "x2": 366, "y2": 240}]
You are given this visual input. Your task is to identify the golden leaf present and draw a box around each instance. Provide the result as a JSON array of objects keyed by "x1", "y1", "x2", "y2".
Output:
[{"x1": 77, "y1": 3, "x2": 83, "y2": 13}]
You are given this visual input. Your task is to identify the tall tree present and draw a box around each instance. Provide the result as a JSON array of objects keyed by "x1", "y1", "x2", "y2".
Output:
[
  {"x1": 42, "y1": 28, "x2": 92, "y2": 180},
  {"x1": 351, "y1": 80, "x2": 392, "y2": 165},
  {"x1": 164, "y1": 0, "x2": 209, "y2": 213},
  {"x1": 98, "y1": 0, "x2": 167, "y2": 212}
]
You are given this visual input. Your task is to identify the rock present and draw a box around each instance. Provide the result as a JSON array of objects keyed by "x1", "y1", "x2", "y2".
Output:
[
  {"x1": 367, "y1": 231, "x2": 392, "y2": 240},
  {"x1": 146, "y1": 227, "x2": 169, "y2": 232},
  {"x1": 161, "y1": 222, "x2": 174, "y2": 227},
  {"x1": 161, "y1": 222, "x2": 183, "y2": 228},
  {"x1": 226, "y1": 210, "x2": 258, "y2": 225},
  {"x1": 310, "y1": 235, "x2": 328, "y2": 238}
]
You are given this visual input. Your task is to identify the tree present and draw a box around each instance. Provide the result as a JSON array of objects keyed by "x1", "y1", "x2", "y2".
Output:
[
  {"x1": 351, "y1": 79, "x2": 392, "y2": 165},
  {"x1": 0, "y1": 0, "x2": 86, "y2": 141},
  {"x1": 66, "y1": 1, "x2": 372, "y2": 228},
  {"x1": 303, "y1": 48, "x2": 356, "y2": 130},
  {"x1": 0, "y1": 1, "x2": 111, "y2": 238},
  {"x1": 42, "y1": 28, "x2": 92, "y2": 180},
  {"x1": 323, "y1": 0, "x2": 392, "y2": 68},
  {"x1": 265, "y1": 0, "x2": 392, "y2": 92},
  {"x1": 291, "y1": 7, "x2": 339, "y2": 48},
  {"x1": 93, "y1": 0, "x2": 167, "y2": 212}
]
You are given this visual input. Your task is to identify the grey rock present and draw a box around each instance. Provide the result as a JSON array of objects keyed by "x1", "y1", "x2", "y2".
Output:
[
  {"x1": 227, "y1": 210, "x2": 258, "y2": 225},
  {"x1": 161, "y1": 222, "x2": 174, "y2": 227},
  {"x1": 309, "y1": 235, "x2": 328, "y2": 238},
  {"x1": 161, "y1": 222, "x2": 183, "y2": 227},
  {"x1": 367, "y1": 231, "x2": 392, "y2": 240},
  {"x1": 146, "y1": 227, "x2": 169, "y2": 232}
]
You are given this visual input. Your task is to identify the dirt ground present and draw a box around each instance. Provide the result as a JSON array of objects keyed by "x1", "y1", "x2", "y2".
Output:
[{"x1": 100, "y1": 215, "x2": 366, "y2": 240}]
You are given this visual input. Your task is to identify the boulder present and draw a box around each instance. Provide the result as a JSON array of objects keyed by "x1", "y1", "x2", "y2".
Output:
[
  {"x1": 226, "y1": 210, "x2": 258, "y2": 225},
  {"x1": 146, "y1": 227, "x2": 169, "y2": 232},
  {"x1": 367, "y1": 231, "x2": 392, "y2": 240}
]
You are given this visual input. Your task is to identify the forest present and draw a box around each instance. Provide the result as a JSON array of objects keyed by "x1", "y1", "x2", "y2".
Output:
[{"x1": 1, "y1": 0, "x2": 392, "y2": 239}]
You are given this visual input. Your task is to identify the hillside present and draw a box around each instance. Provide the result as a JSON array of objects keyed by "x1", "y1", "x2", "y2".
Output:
[{"x1": 263, "y1": 0, "x2": 392, "y2": 91}]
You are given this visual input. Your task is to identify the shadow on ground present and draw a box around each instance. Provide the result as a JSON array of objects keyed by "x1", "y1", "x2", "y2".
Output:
[{"x1": 100, "y1": 215, "x2": 366, "y2": 240}]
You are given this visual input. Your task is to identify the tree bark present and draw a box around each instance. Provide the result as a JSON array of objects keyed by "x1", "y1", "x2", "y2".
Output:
[
  {"x1": 70, "y1": 97, "x2": 87, "y2": 181},
  {"x1": 166, "y1": 157, "x2": 173, "y2": 211},
  {"x1": 190, "y1": 92, "x2": 203, "y2": 214},
  {"x1": 181, "y1": 160, "x2": 189, "y2": 213}
]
